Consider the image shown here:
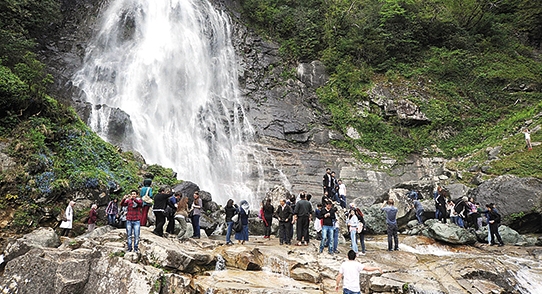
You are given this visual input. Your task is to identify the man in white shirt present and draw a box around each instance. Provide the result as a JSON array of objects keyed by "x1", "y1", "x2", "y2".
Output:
[
  {"x1": 335, "y1": 250, "x2": 383, "y2": 293},
  {"x1": 338, "y1": 179, "x2": 347, "y2": 208}
]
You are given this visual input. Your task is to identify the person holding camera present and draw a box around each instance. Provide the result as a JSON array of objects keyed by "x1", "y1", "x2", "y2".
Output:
[{"x1": 120, "y1": 190, "x2": 143, "y2": 252}]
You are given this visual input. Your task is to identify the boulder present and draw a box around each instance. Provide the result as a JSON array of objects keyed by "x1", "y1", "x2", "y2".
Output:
[
  {"x1": 422, "y1": 219, "x2": 477, "y2": 244},
  {"x1": 216, "y1": 246, "x2": 264, "y2": 271},
  {"x1": 3, "y1": 227, "x2": 60, "y2": 264},
  {"x1": 469, "y1": 175, "x2": 542, "y2": 233}
]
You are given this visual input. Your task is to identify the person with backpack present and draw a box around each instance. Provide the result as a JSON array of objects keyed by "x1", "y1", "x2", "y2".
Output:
[
  {"x1": 235, "y1": 200, "x2": 250, "y2": 244},
  {"x1": 454, "y1": 197, "x2": 469, "y2": 228},
  {"x1": 224, "y1": 199, "x2": 238, "y2": 245},
  {"x1": 353, "y1": 205, "x2": 367, "y2": 255},
  {"x1": 140, "y1": 177, "x2": 153, "y2": 226}
]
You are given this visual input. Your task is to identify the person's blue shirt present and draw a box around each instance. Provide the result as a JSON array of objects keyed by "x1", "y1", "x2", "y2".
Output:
[{"x1": 381, "y1": 205, "x2": 398, "y2": 225}]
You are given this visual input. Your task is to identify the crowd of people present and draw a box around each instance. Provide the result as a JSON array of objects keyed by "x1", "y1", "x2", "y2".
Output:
[{"x1": 54, "y1": 167, "x2": 512, "y2": 294}]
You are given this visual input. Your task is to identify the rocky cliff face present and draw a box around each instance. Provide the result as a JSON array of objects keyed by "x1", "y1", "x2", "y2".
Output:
[{"x1": 36, "y1": 0, "x2": 541, "y2": 231}]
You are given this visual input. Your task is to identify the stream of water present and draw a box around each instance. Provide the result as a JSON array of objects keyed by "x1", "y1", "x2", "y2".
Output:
[{"x1": 73, "y1": 0, "x2": 269, "y2": 205}]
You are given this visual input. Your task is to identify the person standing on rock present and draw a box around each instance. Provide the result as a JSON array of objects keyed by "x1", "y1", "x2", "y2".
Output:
[
  {"x1": 121, "y1": 190, "x2": 143, "y2": 252},
  {"x1": 381, "y1": 199, "x2": 399, "y2": 251},
  {"x1": 335, "y1": 250, "x2": 383, "y2": 293},
  {"x1": 322, "y1": 168, "x2": 334, "y2": 199},
  {"x1": 338, "y1": 179, "x2": 347, "y2": 208},
  {"x1": 87, "y1": 204, "x2": 98, "y2": 232},
  {"x1": 140, "y1": 177, "x2": 153, "y2": 226},
  {"x1": 412, "y1": 198, "x2": 424, "y2": 225},
  {"x1": 434, "y1": 186, "x2": 447, "y2": 224},
  {"x1": 263, "y1": 198, "x2": 274, "y2": 239},
  {"x1": 487, "y1": 203, "x2": 505, "y2": 247},
  {"x1": 235, "y1": 200, "x2": 250, "y2": 244},
  {"x1": 275, "y1": 198, "x2": 293, "y2": 245},
  {"x1": 165, "y1": 191, "x2": 181, "y2": 234},
  {"x1": 152, "y1": 186, "x2": 173, "y2": 237},
  {"x1": 59, "y1": 201, "x2": 76, "y2": 237},
  {"x1": 293, "y1": 192, "x2": 313, "y2": 246},
  {"x1": 174, "y1": 195, "x2": 189, "y2": 240},
  {"x1": 224, "y1": 199, "x2": 238, "y2": 245},
  {"x1": 319, "y1": 200, "x2": 336, "y2": 255},
  {"x1": 190, "y1": 191, "x2": 203, "y2": 239},
  {"x1": 105, "y1": 198, "x2": 118, "y2": 226}
]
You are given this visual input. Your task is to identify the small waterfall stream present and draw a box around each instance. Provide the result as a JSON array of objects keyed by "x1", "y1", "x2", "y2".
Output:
[{"x1": 73, "y1": 0, "x2": 268, "y2": 205}]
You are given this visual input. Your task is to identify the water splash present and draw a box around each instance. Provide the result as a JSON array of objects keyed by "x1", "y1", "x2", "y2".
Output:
[
  {"x1": 73, "y1": 0, "x2": 266, "y2": 205},
  {"x1": 262, "y1": 255, "x2": 290, "y2": 277},
  {"x1": 214, "y1": 254, "x2": 226, "y2": 271}
]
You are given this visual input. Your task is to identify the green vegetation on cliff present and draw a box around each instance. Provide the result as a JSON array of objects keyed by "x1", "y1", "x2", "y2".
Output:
[
  {"x1": 240, "y1": 0, "x2": 542, "y2": 177},
  {"x1": 0, "y1": 0, "x2": 181, "y2": 232}
]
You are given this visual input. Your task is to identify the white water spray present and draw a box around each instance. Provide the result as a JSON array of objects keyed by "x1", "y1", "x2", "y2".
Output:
[{"x1": 73, "y1": 0, "x2": 266, "y2": 204}]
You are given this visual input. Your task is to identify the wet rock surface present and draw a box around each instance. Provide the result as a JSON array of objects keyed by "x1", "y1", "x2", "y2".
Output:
[{"x1": 1, "y1": 226, "x2": 541, "y2": 294}]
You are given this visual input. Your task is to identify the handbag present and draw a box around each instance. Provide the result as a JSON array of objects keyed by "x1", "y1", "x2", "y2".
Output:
[
  {"x1": 233, "y1": 219, "x2": 243, "y2": 232},
  {"x1": 188, "y1": 209, "x2": 194, "y2": 218},
  {"x1": 231, "y1": 214, "x2": 239, "y2": 223}
]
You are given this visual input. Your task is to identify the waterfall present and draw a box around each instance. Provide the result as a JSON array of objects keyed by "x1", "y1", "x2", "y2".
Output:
[{"x1": 73, "y1": 0, "x2": 265, "y2": 204}]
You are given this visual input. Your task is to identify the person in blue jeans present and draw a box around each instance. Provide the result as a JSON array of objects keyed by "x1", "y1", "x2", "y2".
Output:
[
  {"x1": 191, "y1": 191, "x2": 202, "y2": 239},
  {"x1": 319, "y1": 201, "x2": 336, "y2": 255},
  {"x1": 120, "y1": 190, "x2": 143, "y2": 252},
  {"x1": 224, "y1": 199, "x2": 238, "y2": 245},
  {"x1": 381, "y1": 199, "x2": 399, "y2": 251}
]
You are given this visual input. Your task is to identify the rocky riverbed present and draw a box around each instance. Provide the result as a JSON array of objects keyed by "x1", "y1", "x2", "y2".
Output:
[{"x1": 1, "y1": 225, "x2": 541, "y2": 293}]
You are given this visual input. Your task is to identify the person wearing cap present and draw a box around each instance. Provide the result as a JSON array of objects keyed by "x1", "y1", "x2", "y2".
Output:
[{"x1": 190, "y1": 191, "x2": 202, "y2": 239}]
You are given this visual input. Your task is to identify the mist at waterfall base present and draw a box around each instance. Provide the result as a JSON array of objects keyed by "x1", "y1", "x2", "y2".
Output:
[{"x1": 74, "y1": 0, "x2": 273, "y2": 206}]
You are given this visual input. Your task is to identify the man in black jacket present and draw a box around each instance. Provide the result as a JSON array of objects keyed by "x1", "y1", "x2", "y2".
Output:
[
  {"x1": 318, "y1": 201, "x2": 336, "y2": 255},
  {"x1": 322, "y1": 168, "x2": 334, "y2": 199},
  {"x1": 152, "y1": 186, "x2": 174, "y2": 237},
  {"x1": 275, "y1": 199, "x2": 293, "y2": 245}
]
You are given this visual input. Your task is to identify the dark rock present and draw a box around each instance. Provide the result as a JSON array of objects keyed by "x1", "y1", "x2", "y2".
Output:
[{"x1": 468, "y1": 175, "x2": 542, "y2": 233}]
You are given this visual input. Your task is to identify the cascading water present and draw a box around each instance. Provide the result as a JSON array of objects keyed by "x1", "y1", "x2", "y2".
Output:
[{"x1": 73, "y1": 0, "x2": 266, "y2": 204}]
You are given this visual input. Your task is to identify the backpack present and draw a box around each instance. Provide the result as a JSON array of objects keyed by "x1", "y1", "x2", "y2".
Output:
[{"x1": 233, "y1": 219, "x2": 243, "y2": 232}]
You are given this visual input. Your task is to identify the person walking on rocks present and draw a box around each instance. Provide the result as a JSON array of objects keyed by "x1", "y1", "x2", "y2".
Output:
[
  {"x1": 121, "y1": 190, "x2": 143, "y2": 252},
  {"x1": 87, "y1": 204, "x2": 98, "y2": 232},
  {"x1": 293, "y1": 193, "x2": 313, "y2": 246},
  {"x1": 335, "y1": 250, "x2": 382, "y2": 293},
  {"x1": 381, "y1": 199, "x2": 399, "y2": 251},
  {"x1": 59, "y1": 201, "x2": 76, "y2": 237},
  {"x1": 434, "y1": 186, "x2": 447, "y2": 224},
  {"x1": 487, "y1": 203, "x2": 505, "y2": 247}
]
